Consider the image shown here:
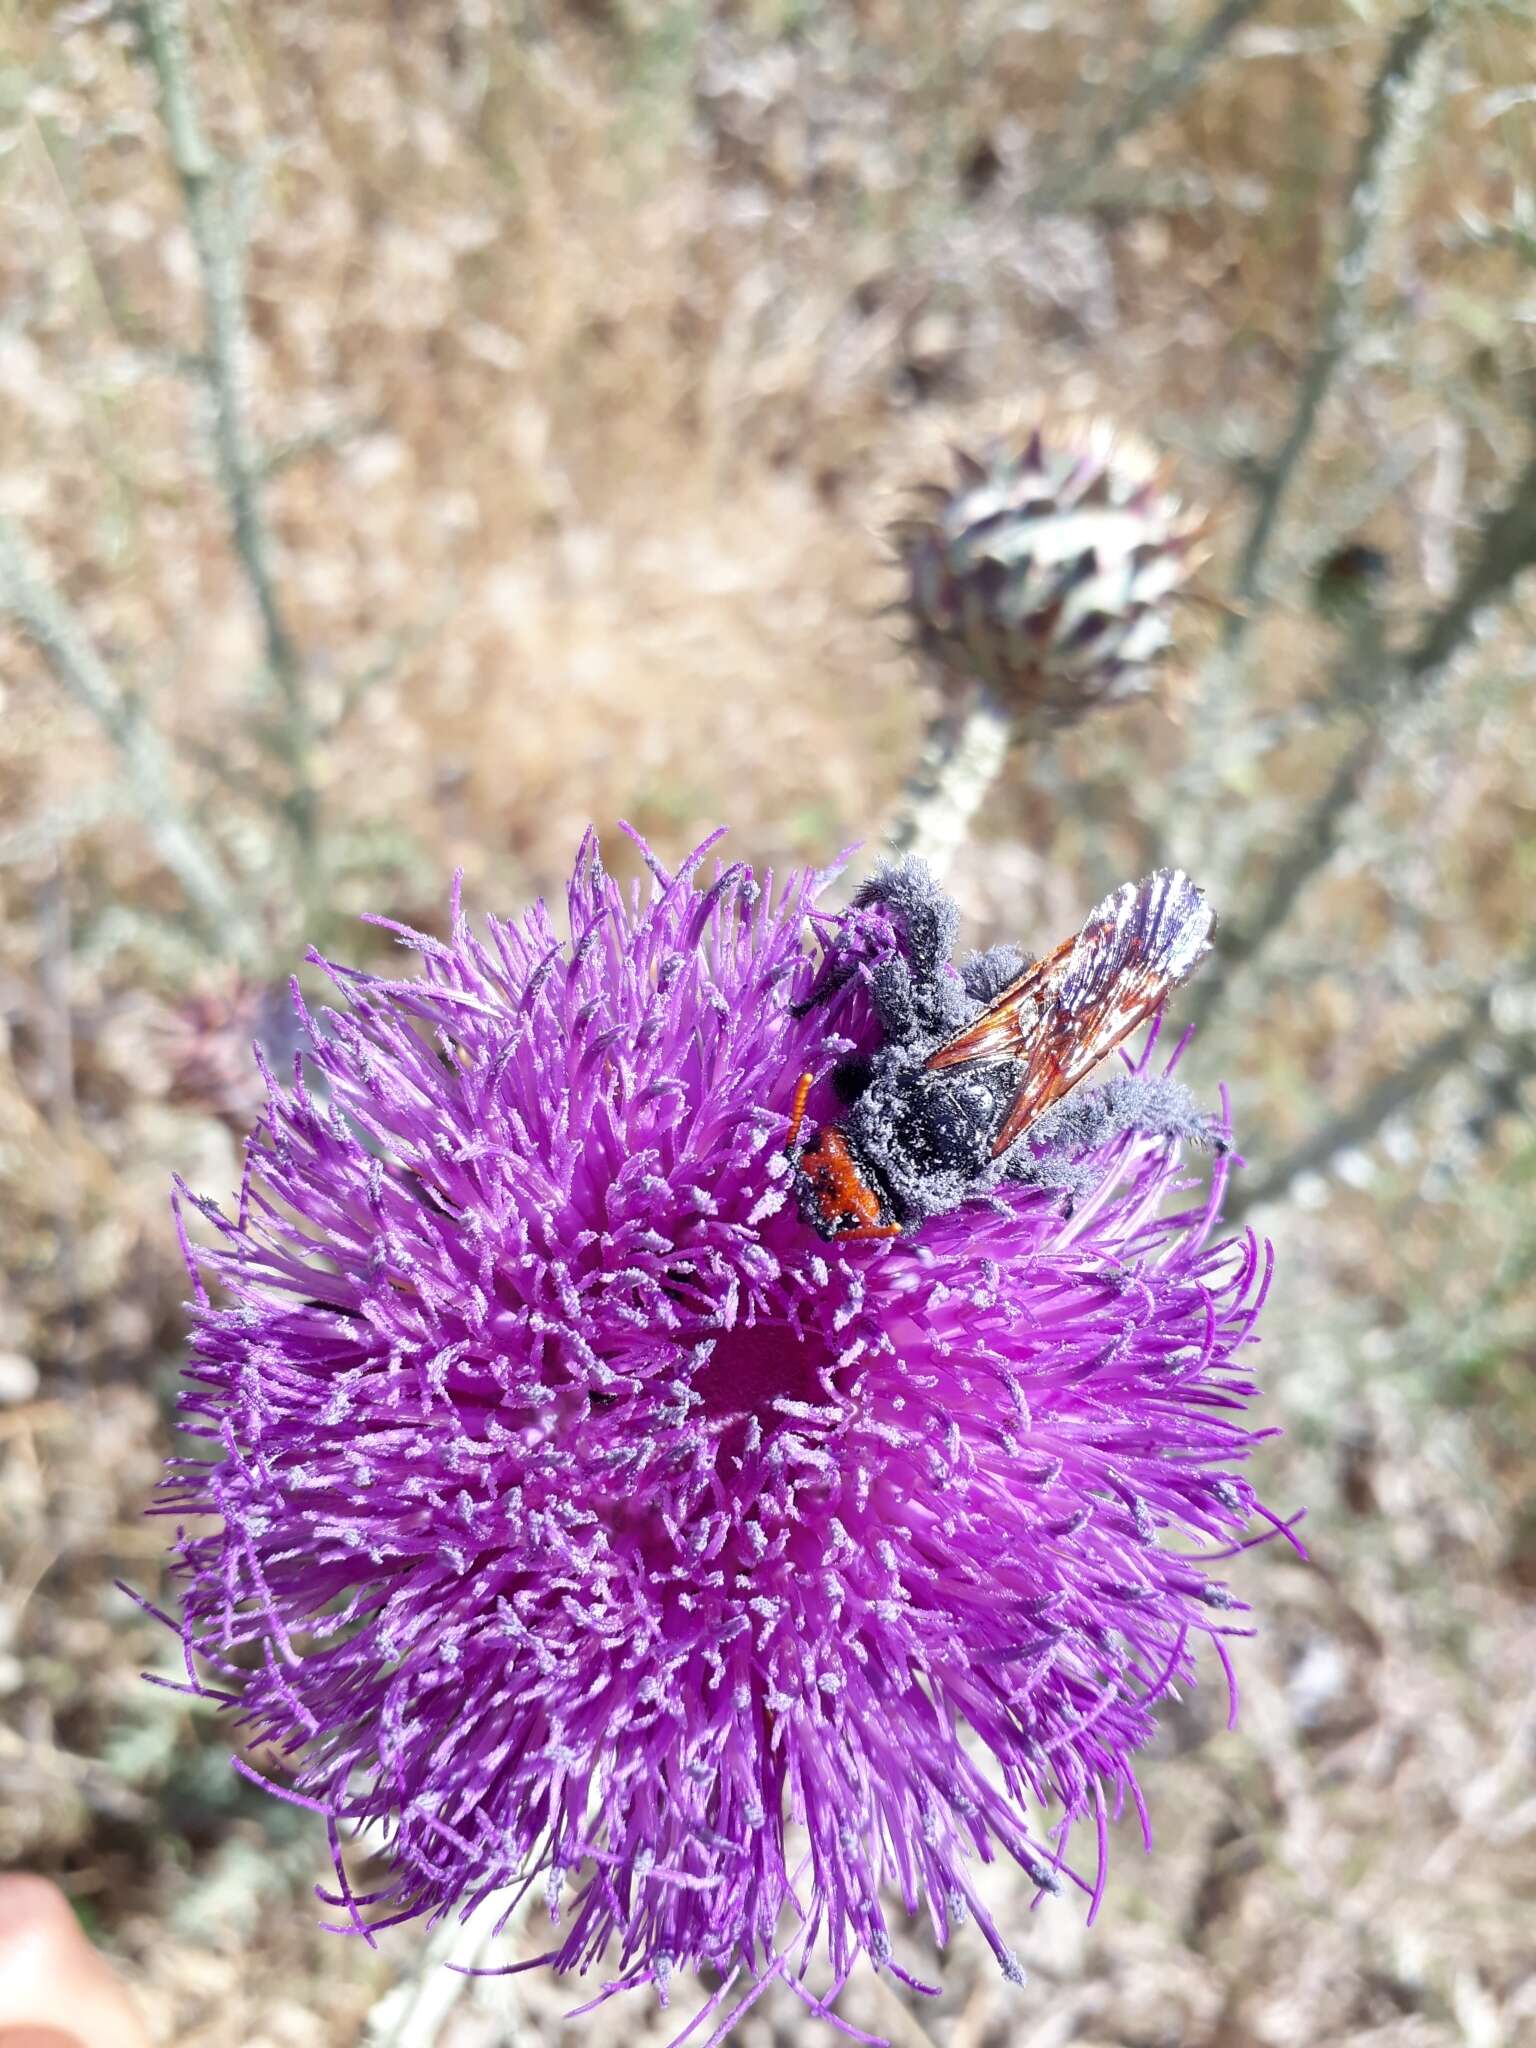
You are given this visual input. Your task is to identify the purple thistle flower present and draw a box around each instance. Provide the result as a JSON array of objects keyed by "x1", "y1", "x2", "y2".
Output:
[{"x1": 148, "y1": 828, "x2": 1282, "y2": 2043}]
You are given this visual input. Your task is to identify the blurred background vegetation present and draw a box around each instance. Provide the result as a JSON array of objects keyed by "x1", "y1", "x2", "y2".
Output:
[{"x1": 1, "y1": 2, "x2": 1534, "y2": 2044}]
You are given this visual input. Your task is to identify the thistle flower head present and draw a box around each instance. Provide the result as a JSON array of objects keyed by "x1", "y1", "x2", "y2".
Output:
[
  {"x1": 894, "y1": 420, "x2": 1205, "y2": 723},
  {"x1": 152, "y1": 830, "x2": 1277, "y2": 2042}
]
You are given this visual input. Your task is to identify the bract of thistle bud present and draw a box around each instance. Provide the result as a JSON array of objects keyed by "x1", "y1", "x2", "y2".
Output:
[
  {"x1": 141, "y1": 829, "x2": 1281, "y2": 2048},
  {"x1": 893, "y1": 422, "x2": 1205, "y2": 724}
]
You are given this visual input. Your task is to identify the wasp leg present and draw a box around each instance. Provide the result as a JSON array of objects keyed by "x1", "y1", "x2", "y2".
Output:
[
  {"x1": 870, "y1": 955, "x2": 920, "y2": 1044},
  {"x1": 840, "y1": 1222, "x2": 901, "y2": 1240}
]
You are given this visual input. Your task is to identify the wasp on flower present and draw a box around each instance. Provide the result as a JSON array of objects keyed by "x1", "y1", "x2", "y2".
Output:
[{"x1": 789, "y1": 864, "x2": 1215, "y2": 1240}]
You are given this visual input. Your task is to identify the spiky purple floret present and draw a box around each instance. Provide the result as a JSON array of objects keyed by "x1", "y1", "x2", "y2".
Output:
[{"x1": 152, "y1": 829, "x2": 1279, "y2": 2038}]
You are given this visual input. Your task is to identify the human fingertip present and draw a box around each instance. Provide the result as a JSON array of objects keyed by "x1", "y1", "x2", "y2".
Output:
[{"x1": 0, "y1": 1880, "x2": 77, "y2": 1946}]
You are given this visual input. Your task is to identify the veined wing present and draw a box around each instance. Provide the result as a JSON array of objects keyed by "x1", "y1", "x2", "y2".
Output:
[{"x1": 925, "y1": 869, "x2": 1215, "y2": 1156}]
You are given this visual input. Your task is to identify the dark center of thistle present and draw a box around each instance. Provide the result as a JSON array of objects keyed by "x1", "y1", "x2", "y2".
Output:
[{"x1": 690, "y1": 1322, "x2": 830, "y2": 1423}]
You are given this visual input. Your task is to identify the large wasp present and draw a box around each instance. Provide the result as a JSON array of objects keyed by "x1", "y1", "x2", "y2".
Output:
[{"x1": 789, "y1": 868, "x2": 1215, "y2": 1240}]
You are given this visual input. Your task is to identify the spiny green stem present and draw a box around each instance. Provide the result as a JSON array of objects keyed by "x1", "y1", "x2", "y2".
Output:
[
  {"x1": 1036, "y1": 0, "x2": 1272, "y2": 208},
  {"x1": 136, "y1": 0, "x2": 319, "y2": 866},
  {"x1": 887, "y1": 687, "x2": 1015, "y2": 880},
  {"x1": 1227, "y1": 986, "x2": 1501, "y2": 1222},
  {"x1": 1228, "y1": 4, "x2": 1450, "y2": 629},
  {"x1": 0, "y1": 516, "x2": 260, "y2": 961},
  {"x1": 1189, "y1": 438, "x2": 1536, "y2": 1034}
]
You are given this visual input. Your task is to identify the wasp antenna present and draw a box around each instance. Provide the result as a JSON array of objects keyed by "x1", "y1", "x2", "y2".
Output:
[{"x1": 787, "y1": 1072, "x2": 815, "y2": 1153}]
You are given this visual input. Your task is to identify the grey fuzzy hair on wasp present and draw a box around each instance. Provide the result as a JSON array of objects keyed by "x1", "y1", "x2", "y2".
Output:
[{"x1": 787, "y1": 858, "x2": 1221, "y2": 1241}]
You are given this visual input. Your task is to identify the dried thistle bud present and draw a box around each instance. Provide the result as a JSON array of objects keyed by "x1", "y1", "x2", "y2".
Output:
[{"x1": 893, "y1": 421, "x2": 1205, "y2": 725}]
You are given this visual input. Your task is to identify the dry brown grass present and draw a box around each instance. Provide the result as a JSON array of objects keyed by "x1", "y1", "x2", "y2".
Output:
[{"x1": 2, "y1": 2, "x2": 1535, "y2": 2043}]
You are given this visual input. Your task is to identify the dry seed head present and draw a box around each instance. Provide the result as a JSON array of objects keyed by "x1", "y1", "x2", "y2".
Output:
[{"x1": 893, "y1": 420, "x2": 1206, "y2": 725}]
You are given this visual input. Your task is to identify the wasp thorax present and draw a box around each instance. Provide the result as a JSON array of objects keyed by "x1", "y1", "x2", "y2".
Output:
[{"x1": 893, "y1": 421, "x2": 1205, "y2": 726}]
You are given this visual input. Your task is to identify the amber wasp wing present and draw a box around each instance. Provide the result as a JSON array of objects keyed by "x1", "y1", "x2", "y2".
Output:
[{"x1": 925, "y1": 869, "x2": 1215, "y2": 1157}]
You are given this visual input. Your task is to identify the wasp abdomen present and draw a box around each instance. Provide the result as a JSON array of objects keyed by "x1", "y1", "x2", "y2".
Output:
[{"x1": 793, "y1": 1126, "x2": 896, "y2": 1239}]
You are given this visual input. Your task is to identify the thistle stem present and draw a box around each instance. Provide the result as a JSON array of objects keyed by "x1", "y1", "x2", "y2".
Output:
[
  {"x1": 135, "y1": 0, "x2": 319, "y2": 869},
  {"x1": 1226, "y1": 984, "x2": 1505, "y2": 1223},
  {"x1": 0, "y1": 515, "x2": 259, "y2": 962},
  {"x1": 1034, "y1": 0, "x2": 1270, "y2": 208},
  {"x1": 887, "y1": 686, "x2": 1014, "y2": 879},
  {"x1": 1227, "y1": 3, "x2": 1449, "y2": 630},
  {"x1": 1186, "y1": 437, "x2": 1536, "y2": 1034}
]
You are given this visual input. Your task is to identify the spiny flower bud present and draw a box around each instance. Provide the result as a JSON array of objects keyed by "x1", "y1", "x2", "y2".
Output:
[{"x1": 894, "y1": 421, "x2": 1205, "y2": 724}]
